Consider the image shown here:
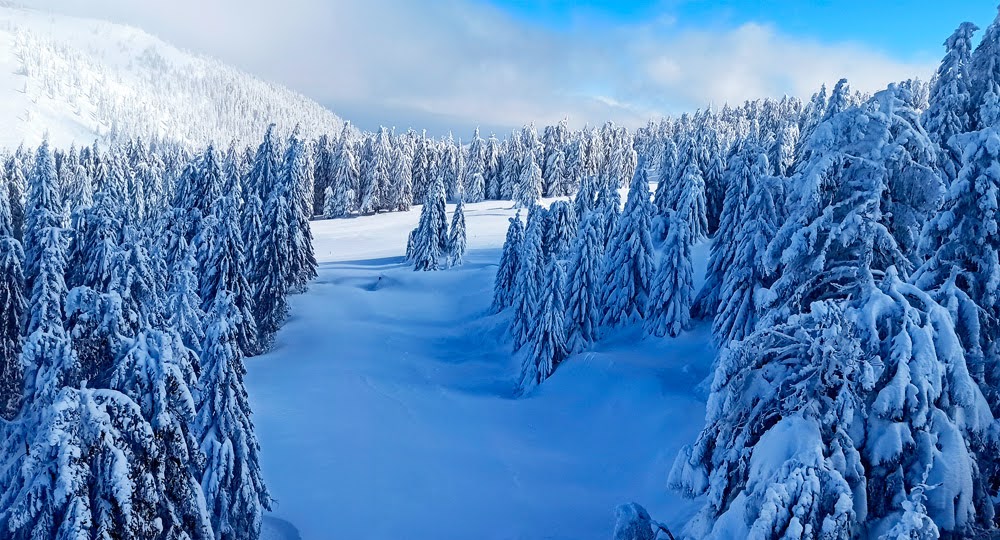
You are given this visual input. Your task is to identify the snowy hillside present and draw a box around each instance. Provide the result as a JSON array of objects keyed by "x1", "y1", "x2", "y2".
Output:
[
  {"x1": 246, "y1": 201, "x2": 715, "y2": 540},
  {"x1": 0, "y1": 4, "x2": 343, "y2": 148}
]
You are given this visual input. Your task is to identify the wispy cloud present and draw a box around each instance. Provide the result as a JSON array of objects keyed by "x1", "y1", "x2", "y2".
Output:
[{"x1": 20, "y1": 0, "x2": 938, "y2": 135}]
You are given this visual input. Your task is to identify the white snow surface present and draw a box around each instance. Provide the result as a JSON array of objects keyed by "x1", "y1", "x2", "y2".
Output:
[
  {"x1": 246, "y1": 200, "x2": 715, "y2": 540},
  {"x1": 0, "y1": 4, "x2": 341, "y2": 149}
]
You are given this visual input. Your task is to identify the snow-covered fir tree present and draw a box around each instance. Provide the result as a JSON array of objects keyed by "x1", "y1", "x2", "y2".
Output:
[
  {"x1": 645, "y1": 212, "x2": 693, "y2": 338},
  {"x1": 327, "y1": 123, "x2": 360, "y2": 218},
  {"x1": 110, "y1": 328, "x2": 214, "y2": 540},
  {"x1": 464, "y1": 128, "x2": 487, "y2": 203},
  {"x1": 200, "y1": 195, "x2": 259, "y2": 357},
  {"x1": 712, "y1": 174, "x2": 781, "y2": 347},
  {"x1": 544, "y1": 200, "x2": 576, "y2": 260},
  {"x1": 517, "y1": 258, "x2": 567, "y2": 395},
  {"x1": 513, "y1": 149, "x2": 542, "y2": 208},
  {"x1": 198, "y1": 292, "x2": 272, "y2": 540},
  {"x1": 924, "y1": 22, "x2": 979, "y2": 183},
  {"x1": 691, "y1": 141, "x2": 761, "y2": 321},
  {"x1": 491, "y1": 212, "x2": 523, "y2": 313},
  {"x1": 0, "y1": 232, "x2": 24, "y2": 419},
  {"x1": 23, "y1": 138, "x2": 62, "y2": 293},
  {"x1": 510, "y1": 206, "x2": 546, "y2": 350},
  {"x1": 564, "y1": 212, "x2": 604, "y2": 353},
  {"x1": 447, "y1": 200, "x2": 467, "y2": 267},
  {"x1": 600, "y1": 166, "x2": 655, "y2": 328},
  {"x1": 411, "y1": 175, "x2": 449, "y2": 272}
]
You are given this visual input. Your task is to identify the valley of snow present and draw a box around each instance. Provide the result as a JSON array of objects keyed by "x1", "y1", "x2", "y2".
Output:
[
  {"x1": 0, "y1": 4, "x2": 342, "y2": 149},
  {"x1": 247, "y1": 200, "x2": 715, "y2": 540}
]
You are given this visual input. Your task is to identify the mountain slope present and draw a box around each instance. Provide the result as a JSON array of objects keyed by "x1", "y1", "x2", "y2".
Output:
[{"x1": 0, "y1": 3, "x2": 343, "y2": 148}]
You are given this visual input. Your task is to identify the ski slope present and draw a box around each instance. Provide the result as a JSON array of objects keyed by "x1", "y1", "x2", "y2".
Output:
[{"x1": 246, "y1": 200, "x2": 715, "y2": 540}]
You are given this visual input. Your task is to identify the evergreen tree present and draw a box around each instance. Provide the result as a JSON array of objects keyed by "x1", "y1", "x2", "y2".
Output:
[
  {"x1": 389, "y1": 145, "x2": 413, "y2": 212},
  {"x1": 691, "y1": 142, "x2": 763, "y2": 321},
  {"x1": 645, "y1": 212, "x2": 693, "y2": 338},
  {"x1": 70, "y1": 191, "x2": 121, "y2": 292},
  {"x1": 0, "y1": 234, "x2": 24, "y2": 419},
  {"x1": 200, "y1": 196, "x2": 259, "y2": 357},
  {"x1": 166, "y1": 237, "x2": 206, "y2": 357},
  {"x1": 491, "y1": 213, "x2": 523, "y2": 313},
  {"x1": 601, "y1": 166, "x2": 655, "y2": 328},
  {"x1": 924, "y1": 22, "x2": 979, "y2": 183},
  {"x1": 464, "y1": 128, "x2": 487, "y2": 203},
  {"x1": 23, "y1": 138, "x2": 61, "y2": 293},
  {"x1": 447, "y1": 200, "x2": 467, "y2": 267},
  {"x1": 328, "y1": 124, "x2": 360, "y2": 217},
  {"x1": 564, "y1": 213, "x2": 603, "y2": 353},
  {"x1": 411, "y1": 176, "x2": 449, "y2": 271},
  {"x1": 712, "y1": 175, "x2": 781, "y2": 347},
  {"x1": 517, "y1": 258, "x2": 567, "y2": 395},
  {"x1": 2, "y1": 386, "x2": 164, "y2": 540},
  {"x1": 484, "y1": 134, "x2": 502, "y2": 200},
  {"x1": 544, "y1": 200, "x2": 576, "y2": 260},
  {"x1": 198, "y1": 292, "x2": 272, "y2": 540},
  {"x1": 110, "y1": 329, "x2": 214, "y2": 540},
  {"x1": 510, "y1": 206, "x2": 545, "y2": 350},
  {"x1": 513, "y1": 151, "x2": 542, "y2": 208},
  {"x1": 972, "y1": 7, "x2": 1000, "y2": 124},
  {"x1": 281, "y1": 132, "x2": 319, "y2": 294},
  {"x1": 360, "y1": 127, "x2": 392, "y2": 214}
]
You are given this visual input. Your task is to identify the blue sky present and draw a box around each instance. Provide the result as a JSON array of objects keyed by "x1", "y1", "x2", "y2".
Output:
[{"x1": 487, "y1": 0, "x2": 997, "y2": 60}]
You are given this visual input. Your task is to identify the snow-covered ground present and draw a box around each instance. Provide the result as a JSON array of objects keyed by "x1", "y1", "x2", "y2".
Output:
[{"x1": 247, "y1": 200, "x2": 715, "y2": 540}]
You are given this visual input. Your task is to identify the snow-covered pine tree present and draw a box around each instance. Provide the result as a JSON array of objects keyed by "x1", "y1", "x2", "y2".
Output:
[
  {"x1": 2, "y1": 386, "x2": 164, "y2": 540},
  {"x1": 360, "y1": 127, "x2": 393, "y2": 214},
  {"x1": 312, "y1": 134, "x2": 336, "y2": 216},
  {"x1": 9, "y1": 228, "x2": 63, "y2": 385},
  {"x1": 491, "y1": 213, "x2": 523, "y2": 313},
  {"x1": 110, "y1": 328, "x2": 214, "y2": 540},
  {"x1": 691, "y1": 141, "x2": 763, "y2": 321},
  {"x1": 327, "y1": 123, "x2": 360, "y2": 218},
  {"x1": 511, "y1": 206, "x2": 546, "y2": 350},
  {"x1": 484, "y1": 134, "x2": 502, "y2": 201},
  {"x1": 924, "y1": 22, "x2": 979, "y2": 183},
  {"x1": 23, "y1": 138, "x2": 61, "y2": 294},
  {"x1": 70, "y1": 191, "x2": 122, "y2": 292},
  {"x1": 198, "y1": 291, "x2": 272, "y2": 540},
  {"x1": 200, "y1": 195, "x2": 259, "y2": 357},
  {"x1": 110, "y1": 227, "x2": 166, "y2": 334},
  {"x1": 447, "y1": 200, "x2": 467, "y2": 267},
  {"x1": 674, "y1": 89, "x2": 995, "y2": 539},
  {"x1": 0, "y1": 232, "x2": 24, "y2": 419},
  {"x1": 464, "y1": 128, "x2": 487, "y2": 203},
  {"x1": 514, "y1": 149, "x2": 542, "y2": 208},
  {"x1": 390, "y1": 145, "x2": 414, "y2": 212},
  {"x1": 669, "y1": 150, "x2": 709, "y2": 243},
  {"x1": 573, "y1": 173, "x2": 598, "y2": 223},
  {"x1": 914, "y1": 124, "x2": 1000, "y2": 501},
  {"x1": 600, "y1": 165, "x2": 654, "y2": 328},
  {"x1": 971, "y1": 7, "x2": 1000, "y2": 125},
  {"x1": 517, "y1": 257, "x2": 568, "y2": 395},
  {"x1": 712, "y1": 173, "x2": 781, "y2": 347},
  {"x1": 564, "y1": 212, "x2": 603, "y2": 353},
  {"x1": 280, "y1": 132, "x2": 319, "y2": 294},
  {"x1": 544, "y1": 200, "x2": 576, "y2": 260},
  {"x1": 166, "y1": 236, "x2": 206, "y2": 356},
  {"x1": 542, "y1": 132, "x2": 567, "y2": 197},
  {"x1": 645, "y1": 212, "x2": 693, "y2": 338},
  {"x1": 411, "y1": 175, "x2": 449, "y2": 271}
]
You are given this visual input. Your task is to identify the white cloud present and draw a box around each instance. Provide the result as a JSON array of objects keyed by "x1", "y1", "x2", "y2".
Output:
[{"x1": 19, "y1": 0, "x2": 938, "y2": 135}]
